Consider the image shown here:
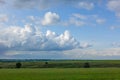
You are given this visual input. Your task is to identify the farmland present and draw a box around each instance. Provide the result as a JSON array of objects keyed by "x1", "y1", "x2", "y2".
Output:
[
  {"x1": 0, "y1": 68, "x2": 120, "y2": 80},
  {"x1": 0, "y1": 60, "x2": 120, "y2": 68},
  {"x1": 0, "y1": 60, "x2": 120, "y2": 80}
]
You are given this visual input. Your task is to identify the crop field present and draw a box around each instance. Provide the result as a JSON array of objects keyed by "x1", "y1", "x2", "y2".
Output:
[{"x1": 0, "y1": 68, "x2": 120, "y2": 80}]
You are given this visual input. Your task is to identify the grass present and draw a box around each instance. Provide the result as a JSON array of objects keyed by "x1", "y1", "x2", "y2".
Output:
[
  {"x1": 0, "y1": 60, "x2": 120, "y2": 68},
  {"x1": 0, "y1": 68, "x2": 120, "y2": 80}
]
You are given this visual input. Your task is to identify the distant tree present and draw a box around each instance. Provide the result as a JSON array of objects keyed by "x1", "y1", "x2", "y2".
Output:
[
  {"x1": 45, "y1": 62, "x2": 48, "y2": 65},
  {"x1": 16, "y1": 62, "x2": 22, "y2": 68},
  {"x1": 83, "y1": 62, "x2": 90, "y2": 68}
]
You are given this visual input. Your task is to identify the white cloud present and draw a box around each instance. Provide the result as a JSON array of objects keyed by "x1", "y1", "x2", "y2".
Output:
[
  {"x1": 64, "y1": 13, "x2": 106, "y2": 27},
  {"x1": 0, "y1": 24, "x2": 81, "y2": 52},
  {"x1": 64, "y1": 14, "x2": 86, "y2": 27},
  {"x1": 69, "y1": 18, "x2": 85, "y2": 26},
  {"x1": 3, "y1": 48, "x2": 120, "y2": 59},
  {"x1": 96, "y1": 18, "x2": 106, "y2": 24},
  {"x1": 110, "y1": 26, "x2": 115, "y2": 30},
  {"x1": 110, "y1": 26, "x2": 120, "y2": 30},
  {"x1": 0, "y1": 14, "x2": 8, "y2": 23},
  {"x1": 89, "y1": 15, "x2": 106, "y2": 24},
  {"x1": 13, "y1": 0, "x2": 38, "y2": 9},
  {"x1": 13, "y1": 0, "x2": 78, "y2": 10},
  {"x1": 112, "y1": 42, "x2": 120, "y2": 47},
  {"x1": 72, "y1": 13, "x2": 87, "y2": 20},
  {"x1": 27, "y1": 16, "x2": 35, "y2": 21},
  {"x1": 42, "y1": 12, "x2": 60, "y2": 26},
  {"x1": 63, "y1": 48, "x2": 120, "y2": 59},
  {"x1": 77, "y1": 1, "x2": 94, "y2": 10},
  {"x1": 4, "y1": 0, "x2": 98, "y2": 11},
  {"x1": 80, "y1": 42, "x2": 92, "y2": 48},
  {"x1": 13, "y1": 0, "x2": 54, "y2": 10},
  {"x1": 107, "y1": 0, "x2": 120, "y2": 17}
]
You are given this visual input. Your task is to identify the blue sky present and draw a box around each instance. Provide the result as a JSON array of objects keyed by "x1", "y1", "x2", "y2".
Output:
[{"x1": 0, "y1": 0, "x2": 120, "y2": 59}]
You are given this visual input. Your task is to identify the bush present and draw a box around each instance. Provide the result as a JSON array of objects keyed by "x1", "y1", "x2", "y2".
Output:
[
  {"x1": 45, "y1": 62, "x2": 48, "y2": 65},
  {"x1": 16, "y1": 62, "x2": 22, "y2": 68},
  {"x1": 83, "y1": 62, "x2": 90, "y2": 68}
]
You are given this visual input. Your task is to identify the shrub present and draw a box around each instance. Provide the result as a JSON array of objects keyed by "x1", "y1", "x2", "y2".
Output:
[
  {"x1": 83, "y1": 62, "x2": 90, "y2": 68},
  {"x1": 45, "y1": 62, "x2": 48, "y2": 65},
  {"x1": 16, "y1": 62, "x2": 22, "y2": 68}
]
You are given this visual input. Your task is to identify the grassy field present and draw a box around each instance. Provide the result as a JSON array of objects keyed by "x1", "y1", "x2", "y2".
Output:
[{"x1": 0, "y1": 68, "x2": 120, "y2": 80}]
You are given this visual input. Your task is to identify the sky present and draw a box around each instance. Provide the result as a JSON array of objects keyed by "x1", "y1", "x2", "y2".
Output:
[{"x1": 0, "y1": 0, "x2": 120, "y2": 59}]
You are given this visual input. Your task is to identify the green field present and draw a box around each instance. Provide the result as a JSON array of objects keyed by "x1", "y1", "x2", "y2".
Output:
[
  {"x1": 0, "y1": 68, "x2": 120, "y2": 80},
  {"x1": 0, "y1": 60, "x2": 120, "y2": 68}
]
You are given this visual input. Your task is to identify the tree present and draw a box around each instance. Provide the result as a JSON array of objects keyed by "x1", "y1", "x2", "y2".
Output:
[
  {"x1": 45, "y1": 62, "x2": 48, "y2": 65},
  {"x1": 16, "y1": 62, "x2": 22, "y2": 68},
  {"x1": 83, "y1": 62, "x2": 90, "y2": 68}
]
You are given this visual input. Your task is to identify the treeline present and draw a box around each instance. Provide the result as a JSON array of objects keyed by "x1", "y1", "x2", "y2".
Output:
[
  {"x1": 0, "y1": 60, "x2": 120, "y2": 68},
  {"x1": 3, "y1": 62, "x2": 90, "y2": 69}
]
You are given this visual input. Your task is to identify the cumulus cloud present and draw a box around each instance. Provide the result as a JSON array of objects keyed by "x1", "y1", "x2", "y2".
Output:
[
  {"x1": 0, "y1": 24, "x2": 82, "y2": 52},
  {"x1": 42, "y1": 12, "x2": 60, "y2": 26},
  {"x1": 107, "y1": 0, "x2": 120, "y2": 17}
]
